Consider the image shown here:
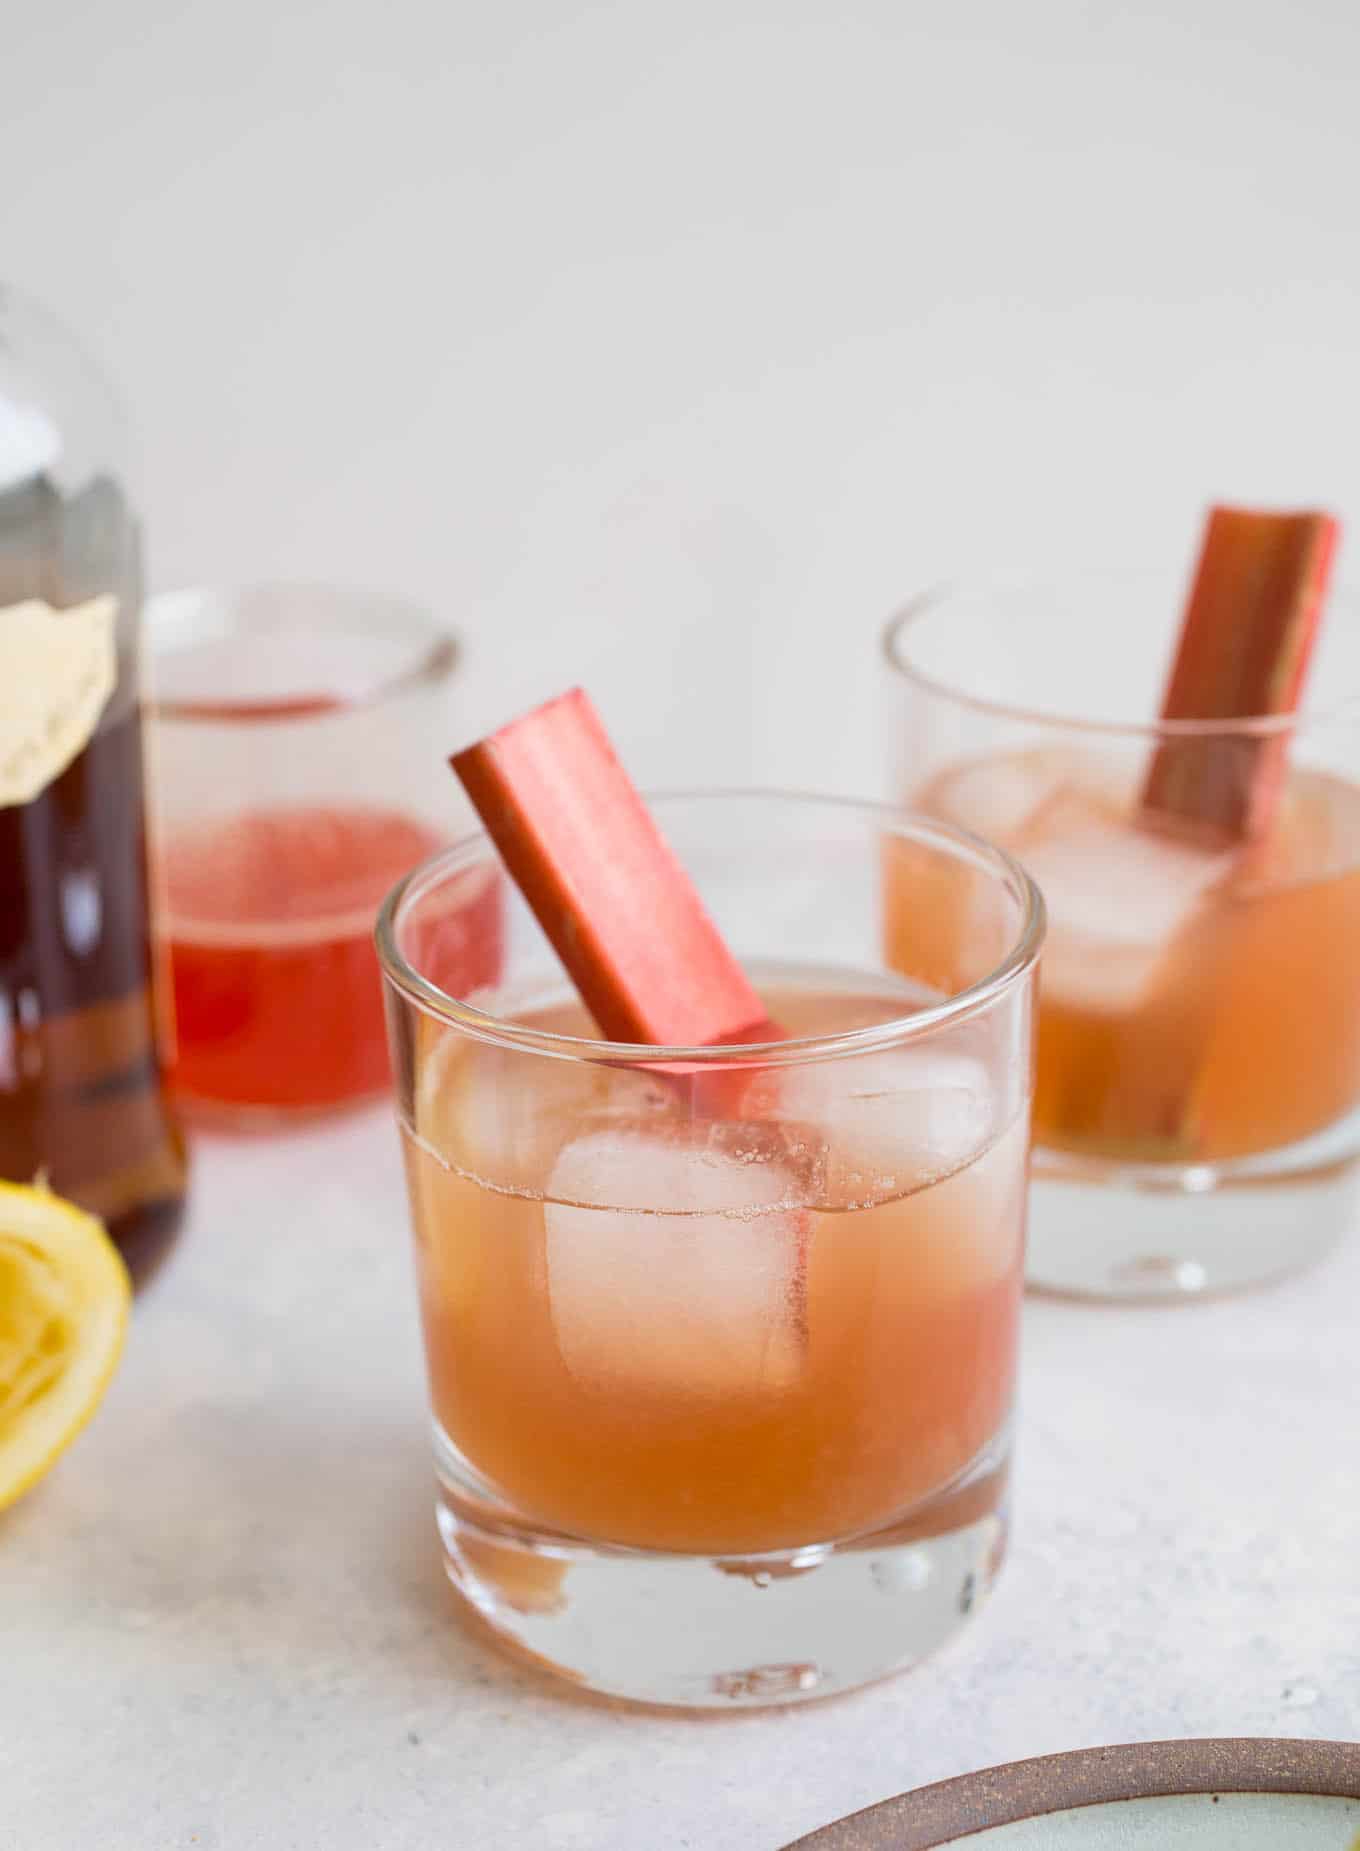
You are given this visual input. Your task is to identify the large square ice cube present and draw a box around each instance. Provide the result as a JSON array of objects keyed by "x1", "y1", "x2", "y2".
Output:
[
  {"x1": 544, "y1": 1121, "x2": 813, "y2": 1399},
  {"x1": 923, "y1": 749, "x2": 1071, "y2": 845},
  {"x1": 416, "y1": 1028, "x2": 669, "y2": 1194},
  {"x1": 747, "y1": 1048, "x2": 996, "y2": 1209},
  {"x1": 1020, "y1": 795, "x2": 1232, "y2": 1011}
]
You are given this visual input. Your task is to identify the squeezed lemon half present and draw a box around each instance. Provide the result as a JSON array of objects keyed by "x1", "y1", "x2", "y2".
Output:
[{"x1": 0, "y1": 1180, "x2": 129, "y2": 1511}]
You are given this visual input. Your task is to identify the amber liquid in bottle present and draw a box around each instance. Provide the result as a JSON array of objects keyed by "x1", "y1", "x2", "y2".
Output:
[
  {"x1": 0, "y1": 463, "x2": 186, "y2": 1284},
  {"x1": 0, "y1": 697, "x2": 186, "y2": 1281}
]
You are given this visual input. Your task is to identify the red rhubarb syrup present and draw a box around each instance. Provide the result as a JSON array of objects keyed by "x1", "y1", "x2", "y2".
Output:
[{"x1": 164, "y1": 806, "x2": 502, "y2": 1116}]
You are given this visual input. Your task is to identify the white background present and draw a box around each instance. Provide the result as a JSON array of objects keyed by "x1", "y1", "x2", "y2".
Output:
[
  {"x1": 6, "y1": 7, "x2": 1360, "y2": 1848},
  {"x1": 4, "y1": 0, "x2": 1360, "y2": 795}
]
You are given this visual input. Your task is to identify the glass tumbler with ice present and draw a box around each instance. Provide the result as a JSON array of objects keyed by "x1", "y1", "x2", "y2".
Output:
[
  {"x1": 885, "y1": 559, "x2": 1360, "y2": 1298},
  {"x1": 378, "y1": 791, "x2": 1040, "y2": 1708}
]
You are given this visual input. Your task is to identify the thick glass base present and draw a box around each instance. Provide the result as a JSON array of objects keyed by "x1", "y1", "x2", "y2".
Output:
[
  {"x1": 433, "y1": 1429, "x2": 1010, "y2": 1709},
  {"x1": 1028, "y1": 1121, "x2": 1360, "y2": 1300}
]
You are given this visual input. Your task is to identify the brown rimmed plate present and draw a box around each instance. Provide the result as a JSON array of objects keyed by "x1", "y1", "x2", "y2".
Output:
[{"x1": 781, "y1": 1739, "x2": 1360, "y2": 1848}]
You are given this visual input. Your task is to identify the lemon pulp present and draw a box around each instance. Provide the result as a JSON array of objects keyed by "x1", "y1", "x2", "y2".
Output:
[{"x1": 0, "y1": 1181, "x2": 129, "y2": 1511}]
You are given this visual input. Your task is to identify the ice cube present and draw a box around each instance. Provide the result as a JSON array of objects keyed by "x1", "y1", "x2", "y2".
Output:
[
  {"x1": 1020, "y1": 795, "x2": 1231, "y2": 1011},
  {"x1": 415, "y1": 1026, "x2": 672, "y2": 1193},
  {"x1": 806, "y1": 1106, "x2": 1027, "y2": 1323},
  {"x1": 906, "y1": 1109, "x2": 1030, "y2": 1293},
  {"x1": 747, "y1": 1048, "x2": 995, "y2": 1209},
  {"x1": 543, "y1": 1122, "x2": 809, "y2": 1398},
  {"x1": 922, "y1": 750, "x2": 1070, "y2": 846}
]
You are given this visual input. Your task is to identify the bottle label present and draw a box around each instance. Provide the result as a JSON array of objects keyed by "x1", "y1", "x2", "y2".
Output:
[{"x1": 0, "y1": 596, "x2": 118, "y2": 808}]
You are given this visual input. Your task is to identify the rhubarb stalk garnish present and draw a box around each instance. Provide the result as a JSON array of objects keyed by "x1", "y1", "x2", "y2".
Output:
[
  {"x1": 1141, "y1": 506, "x2": 1339, "y2": 842},
  {"x1": 451, "y1": 688, "x2": 779, "y2": 1051}
]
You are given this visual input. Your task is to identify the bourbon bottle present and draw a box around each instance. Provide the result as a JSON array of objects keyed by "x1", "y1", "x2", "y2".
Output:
[{"x1": 0, "y1": 287, "x2": 186, "y2": 1281}]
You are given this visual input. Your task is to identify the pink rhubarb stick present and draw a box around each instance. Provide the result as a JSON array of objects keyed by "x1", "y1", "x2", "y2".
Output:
[
  {"x1": 1141, "y1": 505, "x2": 1340, "y2": 842},
  {"x1": 451, "y1": 688, "x2": 779, "y2": 1050}
]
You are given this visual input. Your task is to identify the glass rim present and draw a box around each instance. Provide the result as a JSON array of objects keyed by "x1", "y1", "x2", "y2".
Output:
[
  {"x1": 145, "y1": 579, "x2": 459, "y2": 722},
  {"x1": 375, "y1": 787, "x2": 1045, "y2": 1066},
  {"x1": 882, "y1": 573, "x2": 1360, "y2": 741}
]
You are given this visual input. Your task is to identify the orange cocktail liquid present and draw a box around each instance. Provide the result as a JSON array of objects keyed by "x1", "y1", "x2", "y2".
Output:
[
  {"x1": 403, "y1": 983, "x2": 1026, "y2": 1556},
  {"x1": 165, "y1": 806, "x2": 502, "y2": 1113},
  {"x1": 904, "y1": 747, "x2": 1360, "y2": 1164}
]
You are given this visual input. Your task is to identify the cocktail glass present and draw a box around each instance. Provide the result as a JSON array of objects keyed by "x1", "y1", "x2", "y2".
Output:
[
  {"x1": 149, "y1": 584, "x2": 501, "y2": 1124},
  {"x1": 377, "y1": 791, "x2": 1041, "y2": 1708},
  {"x1": 884, "y1": 571, "x2": 1360, "y2": 1298}
]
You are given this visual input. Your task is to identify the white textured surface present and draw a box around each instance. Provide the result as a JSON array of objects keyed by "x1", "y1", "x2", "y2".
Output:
[{"x1": 5, "y1": 1108, "x2": 1360, "y2": 1850}]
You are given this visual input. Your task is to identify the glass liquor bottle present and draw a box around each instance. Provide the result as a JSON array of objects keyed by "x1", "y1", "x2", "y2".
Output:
[{"x1": 0, "y1": 285, "x2": 186, "y2": 1281}]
